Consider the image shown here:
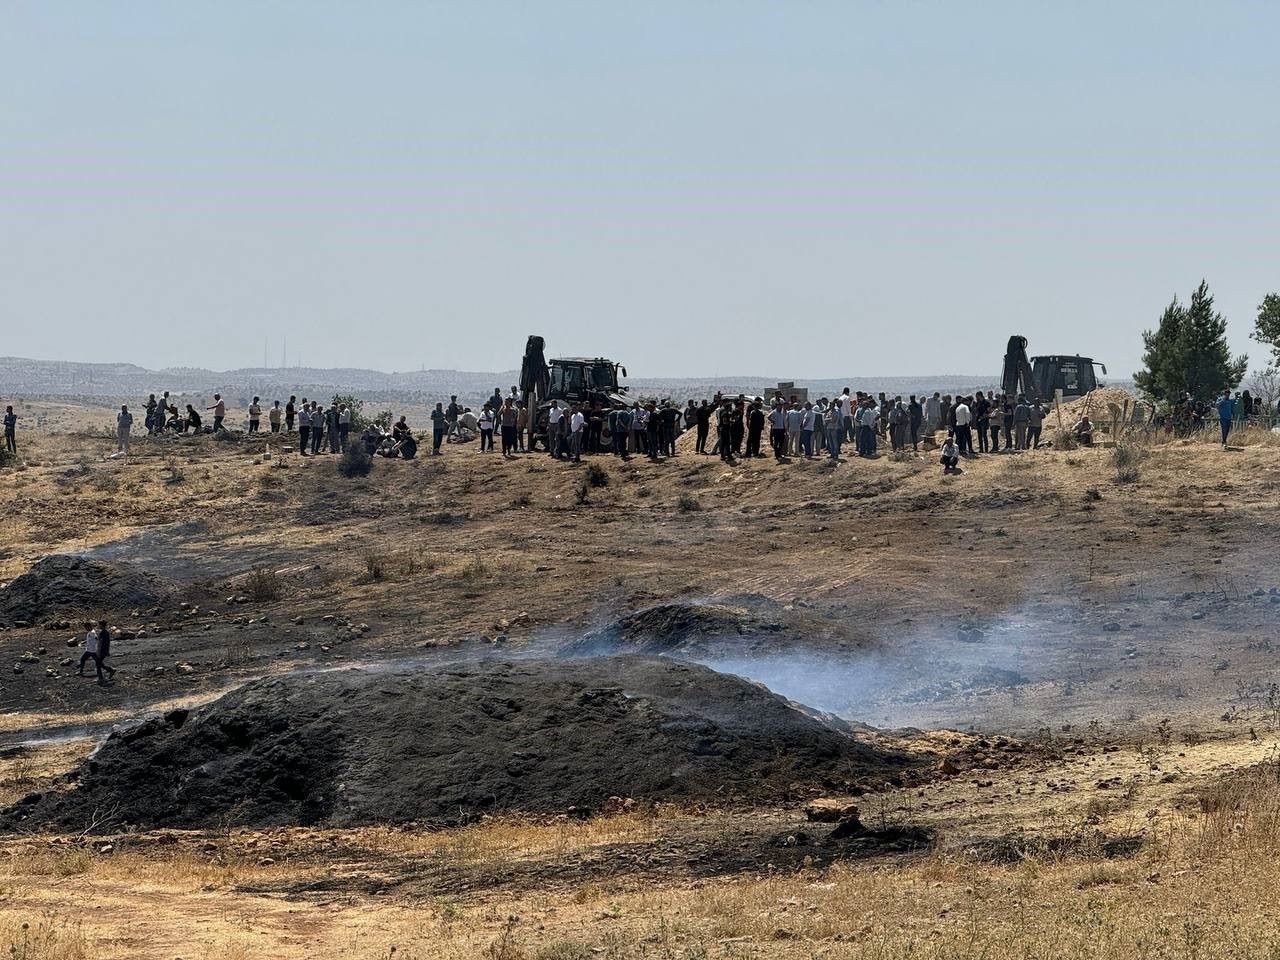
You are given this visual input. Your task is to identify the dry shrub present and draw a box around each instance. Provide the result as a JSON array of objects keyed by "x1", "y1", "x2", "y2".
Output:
[
  {"x1": 1053, "y1": 428, "x2": 1078, "y2": 450},
  {"x1": 244, "y1": 567, "x2": 281, "y2": 601},
  {"x1": 584, "y1": 463, "x2": 609, "y2": 487},
  {"x1": 337, "y1": 442, "x2": 372, "y2": 478},
  {"x1": 2, "y1": 913, "x2": 88, "y2": 960},
  {"x1": 361, "y1": 547, "x2": 435, "y2": 583},
  {"x1": 1112, "y1": 438, "x2": 1146, "y2": 484},
  {"x1": 1193, "y1": 751, "x2": 1280, "y2": 858}
]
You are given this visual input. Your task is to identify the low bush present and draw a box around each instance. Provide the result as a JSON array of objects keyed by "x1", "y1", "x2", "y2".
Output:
[
  {"x1": 245, "y1": 566, "x2": 281, "y2": 601},
  {"x1": 585, "y1": 463, "x2": 610, "y2": 487},
  {"x1": 338, "y1": 442, "x2": 372, "y2": 477}
]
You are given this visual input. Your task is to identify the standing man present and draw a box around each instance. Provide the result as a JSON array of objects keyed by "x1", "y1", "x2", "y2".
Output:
[
  {"x1": 742, "y1": 400, "x2": 762, "y2": 458},
  {"x1": 2, "y1": 405, "x2": 16, "y2": 456},
  {"x1": 785, "y1": 401, "x2": 803, "y2": 456},
  {"x1": 661, "y1": 402, "x2": 682, "y2": 457},
  {"x1": 825, "y1": 400, "x2": 843, "y2": 460},
  {"x1": 338, "y1": 403, "x2": 352, "y2": 452},
  {"x1": 285, "y1": 396, "x2": 297, "y2": 432},
  {"x1": 326, "y1": 403, "x2": 341, "y2": 453},
  {"x1": 1028, "y1": 400, "x2": 1045, "y2": 449},
  {"x1": 269, "y1": 401, "x2": 282, "y2": 433},
  {"x1": 908, "y1": 395, "x2": 923, "y2": 451},
  {"x1": 717, "y1": 399, "x2": 737, "y2": 464},
  {"x1": 478, "y1": 404, "x2": 496, "y2": 452},
  {"x1": 1217, "y1": 389, "x2": 1235, "y2": 449},
  {"x1": 207, "y1": 394, "x2": 226, "y2": 433},
  {"x1": 446, "y1": 395, "x2": 461, "y2": 441},
  {"x1": 609, "y1": 404, "x2": 631, "y2": 458},
  {"x1": 800, "y1": 402, "x2": 816, "y2": 459},
  {"x1": 569, "y1": 403, "x2": 586, "y2": 462},
  {"x1": 430, "y1": 402, "x2": 448, "y2": 454},
  {"x1": 155, "y1": 392, "x2": 172, "y2": 434},
  {"x1": 1013, "y1": 395, "x2": 1031, "y2": 451},
  {"x1": 298, "y1": 401, "x2": 312, "y2": 455},
  {"x1": 547, "y1": 401, "x2": 564, "y2": 458},
  {"x1": 116, "y1": 405, "x2": 133, "y2": 456},
  {"x1": 924, "y1": 392, "x2": 941, "y2": 438},
  {"x1": 953, "y1": 396, "x2": 972, "y2": 456},
  {"x1": 500, "y1": 398, "x2": 519, "y2": 457},
  {"x1": 645, "y1": 401, "x2": 662, "y2": 461},
  {"x1": 768, "y1": 400, "x2": 788, "y2": 461},
  {"x1": 974, "y1": 391, "x2": 991, "y2": 453},
  {"x1": 695, "y1": 400, "x2": 711, "y2": 455},
  {"x1": 629, "y1": 402, "x2": 647, "y2": 457},
  {"x1": 248, "y1": 397, "x2": 262, "y2": 433}
]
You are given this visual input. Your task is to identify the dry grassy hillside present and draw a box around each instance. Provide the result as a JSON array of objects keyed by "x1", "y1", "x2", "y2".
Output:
[{"x1": 2, "y1": 401, "x2": 1280, "y2": 958}]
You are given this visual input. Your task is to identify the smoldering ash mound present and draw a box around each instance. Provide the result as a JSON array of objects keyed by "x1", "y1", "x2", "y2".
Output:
[
  {"x1": 0, "y1": 555, "x2": 179, "y2": 626},
  {"x1": 5, "y1": 656, "x2": 911, "y2": 832}
]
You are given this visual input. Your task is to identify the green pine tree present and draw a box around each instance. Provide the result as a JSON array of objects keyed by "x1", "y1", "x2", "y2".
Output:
[
  {"x1": 1133, "y1": 296, "x2": 1187, "y2": 401},
  {"x1": 1135, "y1": 281, "x2": 1246, "y2": 401},
  {"x1": 1252, "y1": 292, "x2": 1280, "y2": 364}
]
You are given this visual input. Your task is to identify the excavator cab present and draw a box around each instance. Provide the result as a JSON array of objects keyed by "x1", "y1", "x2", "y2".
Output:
[
  {"x1": 1002, "y1": 335, "x2": 1105, "y2": 402},
  {"x1": 1030, "y1": 355, "x2": 1106, "y2": 400}
]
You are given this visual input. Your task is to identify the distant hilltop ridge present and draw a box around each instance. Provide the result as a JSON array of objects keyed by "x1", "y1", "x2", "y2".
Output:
[{"x1": 1, "y1": 355, "x2": 1078, "y2": 407}]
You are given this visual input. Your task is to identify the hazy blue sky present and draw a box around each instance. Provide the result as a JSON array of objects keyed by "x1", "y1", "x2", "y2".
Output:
[{"x1": 2, "y1": 2, "x2": 1277, "y2": 378}]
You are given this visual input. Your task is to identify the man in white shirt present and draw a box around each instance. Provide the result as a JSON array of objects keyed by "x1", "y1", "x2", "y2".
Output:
[
  {"x1": 840, "y1": 389, "x2": 856, "y2": 443},
  {"x1": 546, "y1": 401, "x2": 563, "y2": 458},
  {"x1": 768, "y1": 402, "x2": 788, "y2": 461},
  {"x1": 76, "y1": 621, "x2": 99, "y2": 676},
  {"x1": 952, "y1": 398, "x2": 973, "y2": 456},
  {"x1": 800, "y1": 403, "x2": 817, "y2": 458},
  {"x1": 569, "y1": 405, "x2": 586, "y2": 462}
]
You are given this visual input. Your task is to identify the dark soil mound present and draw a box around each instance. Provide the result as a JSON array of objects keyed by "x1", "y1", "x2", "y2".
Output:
[
  {"x1": 566, "y1": 601, "x2": 787, "y2": 657},
  {"x1": 4, "y1": 657, "x2": 910, "y2": 832},
  {"x1": 0, "y1": 555, "x2": 177, "y2": 625},
  {"x1": 565, "y1": 598, "x2": 863, "y2": 658}
]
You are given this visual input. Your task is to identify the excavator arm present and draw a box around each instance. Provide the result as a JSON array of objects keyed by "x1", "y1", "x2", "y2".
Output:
[
  {"x1": 1001, "y1": 335, "x2": 1036, "y2": 400},
  {"x1": 520, "y1": 335, "x2": 549, "y2": 405}
]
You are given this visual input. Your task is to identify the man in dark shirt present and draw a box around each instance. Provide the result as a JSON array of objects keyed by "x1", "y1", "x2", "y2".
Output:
[
  {"x1": 285, "y1": 396, "x2": 297, "y2": 432},
  {"x1": 695, "y1": 400, "x2": 712, "y2": 454},
  {"x1": 746, "y1": 401, "x2": 765, "y2": 458},
  {"x1": 716, "y1": 400, "x2": 737, "y2": 464},
  {"x1": 660, "y1": 404, "x2": 682, "y2": 457},
  {"x1": 429, "y1": 406, "x2": 446, "y2": 455},
  {"x1": 3, "y1": 406, "x2": 16, "y2": 456},
  {"x1": 974, "y1": 391, "x2": 991, "y2": 453}
]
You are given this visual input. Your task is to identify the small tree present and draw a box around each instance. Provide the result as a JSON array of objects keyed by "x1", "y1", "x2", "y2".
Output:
[
  {"x1": 331, "y1": 393, "x2": 367, "y2": 430},
  {"x1": 1252, "y1": 293, "x2": 1280, "y2": 365}
]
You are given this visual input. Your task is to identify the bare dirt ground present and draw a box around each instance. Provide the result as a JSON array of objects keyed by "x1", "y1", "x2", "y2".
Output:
[{"x1": 4, "y1": 400, "x2": 1280, "y2": 958}]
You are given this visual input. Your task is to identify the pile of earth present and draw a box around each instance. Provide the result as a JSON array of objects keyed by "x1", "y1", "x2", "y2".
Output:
[
  {"x1": 565, "y1": 598, "x2": 862, "y2": 658},
  {"x1": 4, "y1": 656, "x2": 911, "y2": 831},
  {"x1": 0, "y1": 555, "x2": 178, "y2": 625}
]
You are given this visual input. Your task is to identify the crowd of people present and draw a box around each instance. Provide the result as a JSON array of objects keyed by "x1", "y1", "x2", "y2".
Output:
[
  {"x1": 0, "y1": 380, "x2": 1256, "y2": 470},
  {"x1": 411, "y1": 387, "x2": 1067, "y2": 474}
]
